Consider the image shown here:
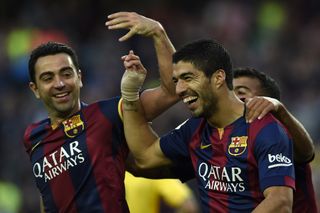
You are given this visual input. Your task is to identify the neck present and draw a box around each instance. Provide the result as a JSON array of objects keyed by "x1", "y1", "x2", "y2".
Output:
[
  {"x1": 207, "y1": 90, "x2": 244, "y2": 128},
  {"x1": 49, "y1": 101, "x2": 81, "y2": 129}
]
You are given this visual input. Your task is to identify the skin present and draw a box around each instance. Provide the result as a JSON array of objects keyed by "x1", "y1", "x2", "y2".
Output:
[
  {"x1": 234, "y1": 76, "x2": 315, "y2": 163},
  {"x1": 233, "y1": 76, "x2": 263, "y2": 101},
  {"x1": 122, "y1": 61, "x2": 293, "y2": 212},
  {"x1": 106, "y1": 12, "x2": 178, "y2": 121},
  {"x1": 29, "y1": 53, "x2": 83, "y2": 127}
]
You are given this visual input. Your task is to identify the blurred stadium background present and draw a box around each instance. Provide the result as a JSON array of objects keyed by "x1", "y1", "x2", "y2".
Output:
[{"x1": 0, "y1": 0, "x2": 319, "y2": 212}]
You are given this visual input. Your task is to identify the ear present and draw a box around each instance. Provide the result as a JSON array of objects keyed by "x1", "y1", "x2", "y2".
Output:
[
  {"x1": 29, "y1": 82, "x2": 40, "y2": 99},
  {"x1": 78, "y1": 70, "x2": 83, "y2": 88},
  {"x1": 211, "y1": 69, "x2": 226, "y2": 88}
]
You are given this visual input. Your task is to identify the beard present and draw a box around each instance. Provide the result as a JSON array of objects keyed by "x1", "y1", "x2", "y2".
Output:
[{"x1": 191, "y1": 90, "x2": 219, "y2": 119}]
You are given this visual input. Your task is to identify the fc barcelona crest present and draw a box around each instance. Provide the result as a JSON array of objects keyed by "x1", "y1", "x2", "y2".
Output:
[
  {"x1": 62, "y1": 115, "x2": 84, "y2": 138},
  {"x1": 228, "y1": 136, "x2": 248, "y2": 156}
]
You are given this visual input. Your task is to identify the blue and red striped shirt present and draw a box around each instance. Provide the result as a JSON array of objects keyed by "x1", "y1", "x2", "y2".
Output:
[
  {"x1": 23, "y1": 97, "x2": 129, "y2": 213},
  {"x1": 160, "y1": 113, "x2": 295, "y2": 212}
]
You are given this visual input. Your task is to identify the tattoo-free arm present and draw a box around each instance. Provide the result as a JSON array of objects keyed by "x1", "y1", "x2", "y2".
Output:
[
  {"x1": 107, "y1": 12, "x2": 178, "y2": 120},
  {"x1": 273, "y1": 103, "x2": 314, "y2": 163},
  {"x1": 252, "y1": 186, "x2": 293, "y2": 213}
]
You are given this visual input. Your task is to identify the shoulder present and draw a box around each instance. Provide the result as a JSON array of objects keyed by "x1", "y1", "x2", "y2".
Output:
[
  {"x1": 82, "y1": 96, "x2": 122, "y2": 121},
  {"x1": 250, "y1": 113, "x2": 289, "y2": 139},
  {"x1": 23, "y1": 118, "x2": 49, "y2": 151}
]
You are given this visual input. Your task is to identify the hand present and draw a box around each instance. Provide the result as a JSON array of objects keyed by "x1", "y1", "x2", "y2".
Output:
[
  {"x1": 121, "y1": 50, "x2": 147, "y2": 101},
  {"x1": 245, "y1": 96, "x2": 282, "y2": 123},
  {"x1": 106, "y1": 12, "x2": 163, "y2": 41}
]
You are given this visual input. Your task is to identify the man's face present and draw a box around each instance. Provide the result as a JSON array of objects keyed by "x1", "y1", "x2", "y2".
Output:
[
  {"x1": 172, "y1": 61, "x2": 218, "y2": 118},
  {"x1": 233, "y1": 76, "x2": 262, "y2": 101},
  {"x1": 29, "y1": 53, "x2": 83, "y2": 118}
]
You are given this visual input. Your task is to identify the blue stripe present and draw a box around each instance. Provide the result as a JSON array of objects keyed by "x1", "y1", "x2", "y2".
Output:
[
  {"x1": 29, "y1": 122, "x2": 59, "y2": 212},
  {"x1": 67, "y1": 112, "x2": 104, "y2": 212}
]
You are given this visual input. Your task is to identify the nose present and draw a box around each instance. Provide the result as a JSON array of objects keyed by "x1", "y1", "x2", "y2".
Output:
[
  {"x1": 175, "y1": 80, "x2": 187, "y2": 97},
  {"x1": 53, "y1": 77, "x2": 65, "y2": 89}
]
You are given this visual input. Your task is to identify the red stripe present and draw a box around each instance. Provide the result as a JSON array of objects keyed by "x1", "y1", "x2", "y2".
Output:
[
  {"x1": 82, "y1": 103, "x2": 126, "y2": 211},
  {"x1": 45, "y1": 138, "x2": 77, "y2": 212}
]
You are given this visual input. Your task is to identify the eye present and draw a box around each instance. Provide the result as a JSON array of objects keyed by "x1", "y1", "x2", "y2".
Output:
[
  {"x1": 184, "y1": 76, "x2": 192, "y2": 82},
  {"x1": 40, "y1": 74, "x2": 53, "y2": 82},
  {"x1": 235, "y1": 88, "x2": 247, "y2": 96},
  {"x1": 62, "y1": 70, "x2": 74, "y2": 78}
]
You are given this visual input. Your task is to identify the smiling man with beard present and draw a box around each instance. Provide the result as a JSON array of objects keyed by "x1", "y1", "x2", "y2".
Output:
[{"x1": 121, "y1": 39, "x2": 295, "y2": 212}]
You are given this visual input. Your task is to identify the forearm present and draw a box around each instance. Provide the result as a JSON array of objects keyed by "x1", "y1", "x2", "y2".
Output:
[
  {"x1": 253, "y1": 196, "x2": 292, "y2": 213},
  {"x1": 152, "y1": 24, "x2": 176, "y2": 96},
  {"x1": 123, "y1": 99, "x2": 161, "y2": 168},
  {"x1": 274, "y1": 104, "x2": 314, "y2": 163},
  {"x1": 141, "y1": 25, "x2": 178, "y2": 120}
]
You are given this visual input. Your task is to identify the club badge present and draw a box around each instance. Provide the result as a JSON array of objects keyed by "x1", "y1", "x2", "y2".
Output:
[
  {"x1": 62, "y1": 115, "x2": 84, "y2": 138},
  {"x1": 228, "y1": 136, "x2": 248, "y2": 156}
]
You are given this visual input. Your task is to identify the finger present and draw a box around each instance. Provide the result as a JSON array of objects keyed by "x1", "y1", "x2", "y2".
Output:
[
  {"x1": 106, "y1": 21, "x2": 131, "y2": 29},
  {"x1": 124, "y1": 59, "x2": 141, "y2": 68},
  {"x1": 107, "y1": 12, "x2": 129, "y2": 19},
  {"x1": 247, "y1": 100, "x2": 269, "y2": 122},
  {"x1": 119, "y1": 30, "x2": 136, "y2": 42},
  {"x1": 121, "y1": 55, "x2": 127, "y2": 60},
  {"x1": 124, "y1": 52, "x2": 139, "y2": 61},
  {"x1": 257, "y1": 104, "x2": 273, "y2": 120},
  {"x1": 245, "y1": 99, "x2": 261, "y2": 122}
]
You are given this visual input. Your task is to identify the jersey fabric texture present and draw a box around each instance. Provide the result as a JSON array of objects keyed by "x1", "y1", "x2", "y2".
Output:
[
  {"x1": 125, "y1": 172, "x2": 192, "y2": 213},
  {"x1": 23, "y1": 97, "x2": 129, "y2": 213},
  {"x1": 160, "y1": 113, "x2": 295, "y2": 213}
]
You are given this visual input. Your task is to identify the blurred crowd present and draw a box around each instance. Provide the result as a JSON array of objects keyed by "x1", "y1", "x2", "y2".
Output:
[{"x1": 0, "y1": 0, "x2": 319, "y2": 212}]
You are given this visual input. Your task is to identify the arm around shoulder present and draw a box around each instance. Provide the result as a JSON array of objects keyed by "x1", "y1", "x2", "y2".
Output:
[{"x1": 275, "y1": 102, "x2": 315, "y2": 163}]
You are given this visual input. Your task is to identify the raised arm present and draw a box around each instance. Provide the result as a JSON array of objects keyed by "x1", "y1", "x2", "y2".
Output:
[
  {"x1": 106, "y1": 11, "x2": 178, "y2": 120},
  {"x1": 245, "y1": 96, "x2": 315, "y2": 163},
  {"x1": 121, "y1": 50, "x2": 171, "y2": 169}
]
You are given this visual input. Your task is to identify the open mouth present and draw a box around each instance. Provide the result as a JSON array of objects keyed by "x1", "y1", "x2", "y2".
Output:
[
  {"x1": 53, "y1": 92, "x2": 70, "y2": 102},
  {"x1": 183, "y1": 96, "x2": 198, "y2": 105},
  {"x1": 54, "y1": 92, "x2": 69, "y2": 98}
]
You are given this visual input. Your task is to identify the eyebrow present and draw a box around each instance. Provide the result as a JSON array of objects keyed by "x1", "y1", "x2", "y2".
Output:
[
  {"x1": 234, "y1": 85, "x2": 250, "y2": 90},
  {"x1": 173, "y1": 71, "x2": 194, "y2": 79},
  {"x1": 38, "y1": 66, "x2": 74, "y2": 78}
]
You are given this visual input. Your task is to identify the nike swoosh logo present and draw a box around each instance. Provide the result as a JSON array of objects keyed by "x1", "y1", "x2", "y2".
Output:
[
  {"x1": 200, "y1": 143, "x2": 211, "y2": 149},
  {"x1": 31, "y1": 140, "x2": 42, "y2": 152}
]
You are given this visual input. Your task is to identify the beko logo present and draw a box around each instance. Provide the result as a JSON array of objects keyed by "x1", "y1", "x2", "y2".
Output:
[{"x1": 267, "y1": 153, "x2": 292, "y2": 169}]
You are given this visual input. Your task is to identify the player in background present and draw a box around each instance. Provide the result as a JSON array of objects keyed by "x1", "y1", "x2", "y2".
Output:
[
  {"x1": 233, "y1": 67, "x2": 317, "y2": 213},
  {"x1": 121, "y1": 39, "x2": 295, "y2": 212}
]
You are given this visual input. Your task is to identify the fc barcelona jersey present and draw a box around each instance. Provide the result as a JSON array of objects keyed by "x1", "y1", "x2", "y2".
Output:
[
  {"x1": 160, "y1": 113, "x2": 295, "y2": 213},
  {"x1": 23, "y1": 97, "x2": 129, "y2": 213}
]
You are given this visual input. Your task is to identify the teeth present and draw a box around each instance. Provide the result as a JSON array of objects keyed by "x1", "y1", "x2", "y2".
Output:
[
  {"x1": 55, "y1": 93, "x2": 68, "y2": 98},
  {"x1": 183, "y1": 96, "x2": 197, "y2": 103}
]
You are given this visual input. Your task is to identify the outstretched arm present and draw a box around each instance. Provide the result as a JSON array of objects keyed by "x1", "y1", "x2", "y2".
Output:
[
  {"x1": 245, "y1": 96, "x2": 315, "y2": 163},
  {"x1": 121, "y1": 51, "x2": 171, "y2": 169},
  {"x1": 107, "y1": 12, "x2": 178, "y2": 120}
]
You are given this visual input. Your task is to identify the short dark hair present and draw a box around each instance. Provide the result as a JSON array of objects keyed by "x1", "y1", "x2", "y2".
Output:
[
  {"x1": 233, "y1": 67, "x2": 281, "y2": 100},
  {"x1": 28, "y1": 41, "x2": 79, "y2": 83},
  {"x1": 172, "y1": 39, "x2": 233, "y2": 90}
]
